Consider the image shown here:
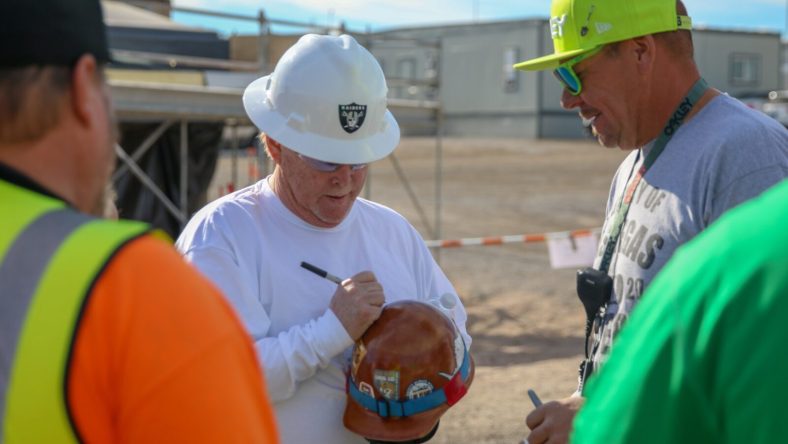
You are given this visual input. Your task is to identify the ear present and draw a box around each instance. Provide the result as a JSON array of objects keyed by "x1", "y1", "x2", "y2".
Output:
[
  {"x1": 265, "y1": 135, "x2": 283, "y2": 164},
  {"x1": 630, "y1": 35, "x2": 656, "y2": 73},
  {"x1": 69, "y1": 54, "x2": 103, "y2": 129}
]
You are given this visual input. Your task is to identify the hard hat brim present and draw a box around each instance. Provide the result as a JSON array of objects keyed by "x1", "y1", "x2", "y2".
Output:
[
  {"x1": 243, "y1": 75, "x2": 400, "y2": 165},
  {"x1": 514, "y1": 47, "x2": 594, "y2": 71}
]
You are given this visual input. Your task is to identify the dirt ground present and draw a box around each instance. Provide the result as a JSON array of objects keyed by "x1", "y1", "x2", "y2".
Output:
[{"x1": 209, "y1": 138, "x2": 628, "y2": 443}]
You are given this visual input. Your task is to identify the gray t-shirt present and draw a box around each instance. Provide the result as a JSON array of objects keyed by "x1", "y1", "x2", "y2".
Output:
[{"x1": 589, "y1": 94, "x2": 788, "y2": 371}]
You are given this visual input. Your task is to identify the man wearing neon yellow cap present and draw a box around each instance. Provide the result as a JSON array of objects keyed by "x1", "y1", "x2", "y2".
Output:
[{"x1": 515, "y1": 1, "x2": 788, "y2": 443}]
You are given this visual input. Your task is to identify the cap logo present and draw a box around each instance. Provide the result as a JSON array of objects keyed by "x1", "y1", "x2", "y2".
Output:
[
  {"x1": 550, "y1": 14, "x2": 567, "y2": 39},
  {"x1": 339, "y1": 103, "x2": 367, "y2": 134},
  {"x1": 580, "y1": 5, "x2": 595, "y2": 37},
  {"x1": 595, "y1": 22, "x2": 613, "y2": 34}
]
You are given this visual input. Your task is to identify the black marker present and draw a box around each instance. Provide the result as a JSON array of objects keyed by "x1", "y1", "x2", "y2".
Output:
[
  {"x1": 527, "y1": 389, "x2": 543, "y2": 407},
  {"x1": 300, "y1": 261, "x2": 343, "y2": 285}
]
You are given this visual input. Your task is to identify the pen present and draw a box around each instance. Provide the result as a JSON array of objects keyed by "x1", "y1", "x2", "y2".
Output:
[
  {"x1": 519, "y1": 390, "x2": 543, "y2": 444},
  {"x1": 527, "y1": 389, "x2": 542, "y2": 407},
  {"x1": 300, "y1": 261, "x2": 344, "y2": 285}
]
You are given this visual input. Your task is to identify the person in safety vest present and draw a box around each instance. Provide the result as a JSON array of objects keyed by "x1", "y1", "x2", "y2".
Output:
[
  {"x1": 0, "y1": 1, "x2": 279, "y2": 442},
  {"x1": 175, "y1": 34, "x2": 472, "y2": 444},
  {"x1": 513, "y1": 0, "x2": 788, "y2": 443}
]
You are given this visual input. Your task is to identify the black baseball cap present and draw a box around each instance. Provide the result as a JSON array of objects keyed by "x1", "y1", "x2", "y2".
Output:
[{"x1": 0, "y1": 0, "x2": 110, "y2": 68}]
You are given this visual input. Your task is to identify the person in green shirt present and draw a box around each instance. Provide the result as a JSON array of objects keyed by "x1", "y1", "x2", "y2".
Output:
[{"x1": 573, "y1": 178, "x2": 788, "y2": 443}]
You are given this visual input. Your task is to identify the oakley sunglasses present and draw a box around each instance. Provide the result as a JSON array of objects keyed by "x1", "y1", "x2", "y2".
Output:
[{"x1": 553, "y1": 45, "x2": 604, "y2": 96}]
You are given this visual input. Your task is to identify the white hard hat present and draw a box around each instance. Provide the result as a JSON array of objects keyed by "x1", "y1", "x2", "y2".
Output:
[{"x1": 243, "y1": 34, "x2": 400, "y2": 164}]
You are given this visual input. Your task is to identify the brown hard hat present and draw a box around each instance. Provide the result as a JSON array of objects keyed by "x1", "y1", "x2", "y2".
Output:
[{"x1": 343, "y1": 300, "x2": 474, "y2": 442}]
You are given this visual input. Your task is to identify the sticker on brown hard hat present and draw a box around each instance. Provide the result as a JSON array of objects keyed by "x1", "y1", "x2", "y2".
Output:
[
  {"x1": 343, "y1": 300, "x2": 475, "y2": 442},
  {"x1": 453, "y1": 332, "x2": 465, "y2": 373},
  {"x1": 351, "y1": 340, "x2": 367, "y2": 379},
  {"x1": 406, "y1": 380, "x2": 435, "y2": 400},
  {"x1": 359, "y1": 382, "x2": 374, "y2": 396},
  {"x1": 373, "y1": 370, "x2": 400, "y2": 400}
]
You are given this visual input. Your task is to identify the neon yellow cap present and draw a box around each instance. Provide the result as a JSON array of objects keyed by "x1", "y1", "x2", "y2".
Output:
[{"x1": 515, "y1": 0, "x2": 692, "y2": 71}]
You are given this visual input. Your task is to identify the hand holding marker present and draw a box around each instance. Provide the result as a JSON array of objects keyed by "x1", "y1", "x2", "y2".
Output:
[
  {"x1": 303, "y1": 261, "x2": 462, "y2": 327},
  {"x1": 300, "y1": 261, "x2": 385, "y2": 341},
  {"x1": 520, "y1": 389, "x2": 543, "y2": 444}
]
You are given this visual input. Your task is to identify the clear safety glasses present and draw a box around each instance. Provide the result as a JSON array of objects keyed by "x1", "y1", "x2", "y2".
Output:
[
  {"x1": 297, "y1": 153, "x2": 368, "y2": 172},
  {"x1": 553, "y1": 45, "x2": 604, "y2": 96}
]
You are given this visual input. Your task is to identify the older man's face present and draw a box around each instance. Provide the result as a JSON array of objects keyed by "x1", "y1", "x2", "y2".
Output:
[{"x1": 273, "y1": 144, "x2": 367, "y2": 228}]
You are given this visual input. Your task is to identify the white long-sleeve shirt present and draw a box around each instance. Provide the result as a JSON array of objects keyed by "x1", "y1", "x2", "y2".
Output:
[{"x1": 176, "y1": 177, "x2": 469, "y2": 444}]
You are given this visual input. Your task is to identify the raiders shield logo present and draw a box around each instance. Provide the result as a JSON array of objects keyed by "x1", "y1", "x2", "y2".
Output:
[{"x1": 338, "y1": 103, "x2": 367, "y2": 134}]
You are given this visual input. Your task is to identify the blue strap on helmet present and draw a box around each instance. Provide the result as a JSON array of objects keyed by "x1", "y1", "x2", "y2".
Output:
[{"x1": 347, "y1": 340, "x2": 471, "y2": 418}]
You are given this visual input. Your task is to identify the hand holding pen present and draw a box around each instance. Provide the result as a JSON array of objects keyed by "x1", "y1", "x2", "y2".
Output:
[
  {"x1": 524, "y1": 391, "x2": 583, "y2": 444},
  {"x1": 301, "y1": 261, "x2": 385, "y2": 340},
  {"x1": 519, "y1": 389, "x2": 543, "y2": 444}
]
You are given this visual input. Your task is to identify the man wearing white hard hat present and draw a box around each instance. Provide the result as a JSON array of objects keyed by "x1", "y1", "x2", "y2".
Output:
[{"x1": 176, "y1": 34, "x2": 471, "y2": 444}]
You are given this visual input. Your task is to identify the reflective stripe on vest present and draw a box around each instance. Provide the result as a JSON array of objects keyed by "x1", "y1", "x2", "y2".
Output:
[{"x1": 0, "y1": 180, "x2": 150, "y2": 443}]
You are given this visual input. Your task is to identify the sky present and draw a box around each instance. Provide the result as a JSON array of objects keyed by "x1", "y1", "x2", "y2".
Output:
[{"x1": 170, "y1": 0, "x2": 788, "y2": 38}]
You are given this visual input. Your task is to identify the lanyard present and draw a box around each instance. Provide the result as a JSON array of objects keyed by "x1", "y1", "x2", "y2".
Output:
[{"x1": 598, "y1": 78, "x2": 709, "y2": 274}]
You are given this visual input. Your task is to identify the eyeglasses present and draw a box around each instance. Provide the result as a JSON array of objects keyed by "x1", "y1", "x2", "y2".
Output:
[
  {"x1": 553, "y1": 45, "x2": 604, "y2": 96},
  {"x1": 297, "y1": 153, "x2": 368, "y2": 172}
]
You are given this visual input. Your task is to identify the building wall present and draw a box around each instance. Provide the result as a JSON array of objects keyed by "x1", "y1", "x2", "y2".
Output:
[
  {"x1": 439, "y1": 27, "x2": 542, "y2": 138},
  {"x1": 371, "y1": 22, "x2": 783, "y2": 139},
  {"x1": 371, "y1": 21, "x2": 548, "y2": 138},
  {"x1": 782, "y1": 41, "x2": 788, "y2": 90},
  {"x1": 693, "y1": 29, "x2": 781, "y2": 97},
  {"x1": 229, "y1": 34, "x2": 299, "y2": 72},
  {"x1": 116, "y1": 0, "x2": 171, "y2": 17},
  {"x1": 371, "y1": 43, "x2": 439, "y2": 102},
  {"x1": 108, "y1": 27, "x2": 230, "y2": 61}
]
